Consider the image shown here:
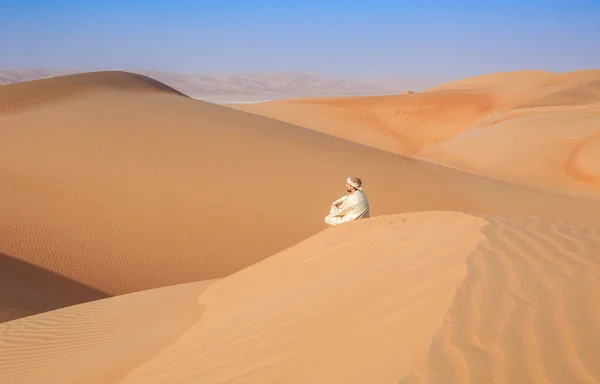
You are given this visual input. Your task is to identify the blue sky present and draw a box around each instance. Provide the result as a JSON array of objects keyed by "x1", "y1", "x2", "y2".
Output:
[{"x1": 1, "y1": 0, "x2": 599, "y2": 88}]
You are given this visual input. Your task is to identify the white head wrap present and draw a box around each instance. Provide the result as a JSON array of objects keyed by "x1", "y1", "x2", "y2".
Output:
[{"x1": 346, "y1": 177, "x2": 362, "y2": 191}]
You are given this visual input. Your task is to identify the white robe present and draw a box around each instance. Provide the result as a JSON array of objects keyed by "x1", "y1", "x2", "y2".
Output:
[{"x1": 324, "y1": 190, "x2": 370, "y2": 226}]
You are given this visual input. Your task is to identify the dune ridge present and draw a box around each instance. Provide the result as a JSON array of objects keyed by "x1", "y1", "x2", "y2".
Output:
[
  {"x1": 0, "y1": 71, "x2": 187, "y2": 116},
  {"x1": 4, "y1": 71, "x2": 600, "y2": 323},
  {"x1": 3, "y1": 211, "x2": 600, "y2": 383},
  {"x1": 0, "y1": 212, "x2": 488, "y2": 383}
]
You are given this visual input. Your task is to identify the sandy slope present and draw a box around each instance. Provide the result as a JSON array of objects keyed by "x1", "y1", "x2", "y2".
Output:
[
  {"x1": 3, "y1": 211, "x2": 600, "y2": 383},
  {"x1": 419, "y1": 77, "x2": 600, "y2": 196},
  {"x1": 0, "y1": 71, "x2": 186, "y2": 116},
  {"x1": 419, "y1": 104, "x2": 600, "y2": 196},
  {"x1": 229, "y1": 90, "x2": 501, "y2": 155},
  {"x1": 4, "y1": 71, "x2": 600, "y2": 322},
  {"x1": 230, "y1": 69, "x2": 600, "y2": 196},
  {"x1": 0, "y1": 279, "x2": 217, "y2": 384},
  {"x1": 0, "y1": 212, "x2": 488, "y2": 383},
  {"x1": 228, "y1": 70, "x2": 563, "y2": 155}
]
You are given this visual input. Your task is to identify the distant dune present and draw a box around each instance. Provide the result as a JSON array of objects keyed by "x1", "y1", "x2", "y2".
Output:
[
  {"x1": 3, "y1": 211, "x2": 600, "y2": 383},
  {"x1": 232, "y1": 91, "x2": 500, "y2": 154},
  {"x1": 419, "y1": 71, "x2": 600, "y2": 195},
  {"x1": 0, "y1": 69, "x2": 398, "y2": 100},
  {"x1": 425, "y1": 69, "x2": 556, "y2": 92},
  {"x1": 232, "y1": 69, "x2": 600, "y2": 196},
  {"x1": 0, "y1": 71, "x2": 187, "y2": 116}
]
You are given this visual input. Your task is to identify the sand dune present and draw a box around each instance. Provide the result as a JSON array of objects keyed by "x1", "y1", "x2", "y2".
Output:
[
  {"x1": 404, "y1": 214, "x2": 600, "y2": 383},
  {"x1": 229, "y1": 70, "x2": 564, "y2": 155},
  {"x1": 231, "y1": 90, "x2": 501, "y2": 154},
  {"x1": 0, "y1": 71, "x2": 186, "y2": 116},
  {"x1": 3, "y1": 211, "x2": 600, "y2": 383},
  {"x1": 231, "y1": 69, "x2": 600, "y2": 196},
  {"x1": 419, "y1": 76, "x2": 600, "y2": 196},
  {"x1": 0, "y1": 212, "x2": 487, "y2": 383},
  {"x1": 3, "y1": 71, "x2": 600, "y2": 322},
  {"x1": 425, "y1": 70, "x2": 555, "y2": 92},
  {"x1": 518, "y1": 77, "x2": 600, "y2": 108}
]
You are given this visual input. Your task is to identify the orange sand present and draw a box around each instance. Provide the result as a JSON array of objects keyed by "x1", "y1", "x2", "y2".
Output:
[
  {"x1": 2, "y1": 71, "x2": 600, "y2": 383},
  {"x1": 232, "y1": 69, "x2": 600, "y2": 196}
]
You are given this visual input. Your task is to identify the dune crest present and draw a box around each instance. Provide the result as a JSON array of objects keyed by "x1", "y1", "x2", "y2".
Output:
[
  {"x1": 425, "y1": 70, "x2": 556, "y2": 93},
  {"x1": 0, "y1": 212, "x2": 488, "y2": 384},
  {"x1": 0, "y1": 71, "x2": 186, "y2": 116}
]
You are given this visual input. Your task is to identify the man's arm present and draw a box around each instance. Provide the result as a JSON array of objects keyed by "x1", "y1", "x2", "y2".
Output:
[
  {"x1": 331, "y1": 194, "x2": 357, "y2": 218},
  {"x1": 332, "y1": 194, "x2": 348, "y2": 207}
]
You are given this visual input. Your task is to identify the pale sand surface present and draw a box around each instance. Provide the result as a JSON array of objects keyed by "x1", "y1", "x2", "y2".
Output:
[
  {"x1": 0, "y1": 212, "x2": 486, "y2": 383},
  {"x1": 403, "y1": 214, "x2": 600, "y2": 384},
  {"x1": 3, "y1": 72, "x2": 599, "y2": 323},
  {"x1": 2, "y1": 211, "x2": 600, "y2": 383},
  {"x1": 3, "y1": 71, "x2": 600, "y2": 384},
  {"x1": 231, "y1": 69, "x2": 600, "y2": 196}
]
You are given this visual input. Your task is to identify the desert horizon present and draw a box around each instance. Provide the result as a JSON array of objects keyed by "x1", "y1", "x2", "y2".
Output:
[
  {"x1": 0, "y1": 69, "x2": 405, "y2": 103},
  {"x1": 2, "y1": 1, "x2": 600, "y2": 383}
]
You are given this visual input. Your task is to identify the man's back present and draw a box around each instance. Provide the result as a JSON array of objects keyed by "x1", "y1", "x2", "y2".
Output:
[{"x1": 342, "y1": 190, "x2": 369, "y2": 220}]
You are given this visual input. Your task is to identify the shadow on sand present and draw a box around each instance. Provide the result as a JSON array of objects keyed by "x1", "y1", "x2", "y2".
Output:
[{"x1": 0, "y1": 253, "x2": 110, "y2": 323}]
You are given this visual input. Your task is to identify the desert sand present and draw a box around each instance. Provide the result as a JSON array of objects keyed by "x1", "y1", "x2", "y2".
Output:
[
  {"x1": 3, "y1": 212, "x2": 600, "y2": 384},
  {"x1": 232, "y1": 69, "x2": 600, "y2": 196},
  {"x1": 2, "y1": 71, "x2": 600, "y2": 383}
]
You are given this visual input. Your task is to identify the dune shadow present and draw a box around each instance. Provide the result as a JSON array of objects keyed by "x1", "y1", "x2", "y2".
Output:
[{"x1": 0, "y1": 253, "x2": 110, "y2": 323}]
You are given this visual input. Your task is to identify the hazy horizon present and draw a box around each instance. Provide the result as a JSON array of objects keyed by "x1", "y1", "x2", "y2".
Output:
[{"x1": 2, "y1": 1, "x2": 600, "y2": 90}]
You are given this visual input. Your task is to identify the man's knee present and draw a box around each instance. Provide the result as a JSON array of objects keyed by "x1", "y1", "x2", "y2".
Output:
[
  {"x1": 325, "y1": 214, "x2": 345, "y2": 226},
  {"x1": 324, "y1": 215, "x2": 337, "y2": 226}
]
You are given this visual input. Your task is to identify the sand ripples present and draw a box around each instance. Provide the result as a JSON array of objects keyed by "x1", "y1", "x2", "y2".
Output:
[{"x1": 405, "y1": 215, "x2": 600, "y2": 383}]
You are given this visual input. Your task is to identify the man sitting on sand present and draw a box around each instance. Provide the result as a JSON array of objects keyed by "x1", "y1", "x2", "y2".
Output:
[{"x1": 324, "y1": 176, "x2": 370, "y2": 226}]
